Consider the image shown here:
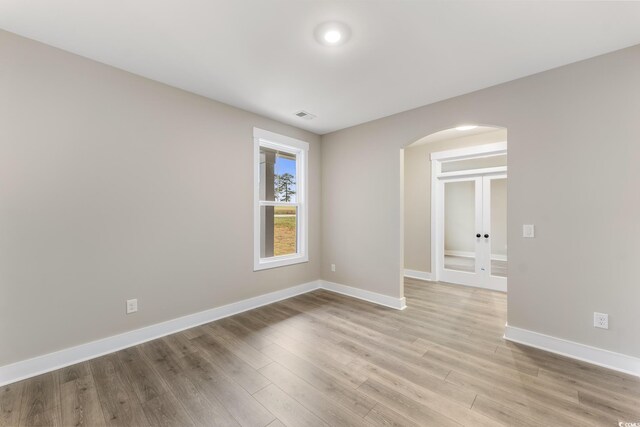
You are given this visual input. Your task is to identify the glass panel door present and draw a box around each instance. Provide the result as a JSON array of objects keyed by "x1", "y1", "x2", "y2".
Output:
[
  {"x1": 489, "y1": 177, "x2": 507, "y2": 278},
  {"x1": 438, "y1": 174, "x2": 507, "y2": 291},
  {"x1": 481, "y1": 174, "x2": 508, "y2": 291},
  {"x1": 444, "y1": 180, "x2": 476, "y2": 272},
  {"x1": 439, "y1": 177, "x2": 482, "y2": 287}
]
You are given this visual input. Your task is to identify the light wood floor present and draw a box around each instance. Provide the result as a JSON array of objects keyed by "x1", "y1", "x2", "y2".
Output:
[{"x1": 2, "y1": 279, "x2": 640, "y2": 426}]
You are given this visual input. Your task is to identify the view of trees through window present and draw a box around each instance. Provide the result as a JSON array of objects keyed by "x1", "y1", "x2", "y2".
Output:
[
  {"x1": 273, "y1": 154, "x2": 297, "y2": 255},
  {"x1": 255, "y1": 130, "x2": 308, "y2": 269},
  {"x1": 275, "y1": 173, "x2": 296, "y2": 202}
]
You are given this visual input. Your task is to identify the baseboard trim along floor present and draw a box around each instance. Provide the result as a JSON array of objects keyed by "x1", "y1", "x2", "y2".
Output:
[
  {"x1": 5, "y1": 282, "x2": 636, "y2": 387},
  {"x1": 403, "y1": 269, "x2": 433, "y2": 281},
  {"x1": 0, "y1": 279, "x2": 405, "y2": 386},
  {"x1": 321, "y1": 280, "x2": 407, "y2": 310},
  {"x1": 504, "y1": 323, "x2": 640, "y2": 378}
]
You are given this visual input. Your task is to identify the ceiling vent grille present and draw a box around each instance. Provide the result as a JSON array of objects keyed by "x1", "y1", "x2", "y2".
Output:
[{"x1": 294, "y1": 110, "x2": 316, "y2": 120}]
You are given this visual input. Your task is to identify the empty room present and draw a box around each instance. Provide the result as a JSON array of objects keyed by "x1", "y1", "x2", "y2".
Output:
[{"x1": 1, "y1": 1, "x2": 640, "y2": 426}]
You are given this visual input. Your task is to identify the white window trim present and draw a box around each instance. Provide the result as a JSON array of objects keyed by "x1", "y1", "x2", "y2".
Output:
[{"x1": 253, "y1": 128, "x2": 309, "y2": 271}]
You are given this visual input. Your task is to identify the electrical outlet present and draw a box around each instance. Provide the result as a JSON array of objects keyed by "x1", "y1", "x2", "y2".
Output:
[
  {"x1": 331, "y1": 264, "x2": 336, "y2": 272},
  {"x1": 523, "y1": 224, "x2": 535, "y2": 238},
  {"x1": 126, "y1": 299, "x2": 138, "y2": 314},
  {"x1": 594, "y1": 312, "x2": 608, "y2": 329}
]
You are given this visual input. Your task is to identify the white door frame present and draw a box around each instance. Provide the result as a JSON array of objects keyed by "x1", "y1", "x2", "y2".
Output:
[{"x1": 430, "y1": 142, "x2": 507, "y2": 291}]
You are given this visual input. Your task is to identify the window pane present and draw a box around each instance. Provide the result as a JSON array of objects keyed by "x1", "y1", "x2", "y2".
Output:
[
  {"x1": 260, "y1": 205, "x2": 298, "y2": 258},
  {"x1": 275, "y1": 153, "x2": 297, "y2": 203},
  {"x1": 444, "y1": 180, "x2": 476, "y2": 273},
  {"x1": 260, "y1": 146, "x2": 297, "y2": 202},
  {"x1": 441, "y1": 154, "x2": 507, "y2": 172},
  {"x1": 274, "y1": 206, "x2": 297, "y2": 256}
]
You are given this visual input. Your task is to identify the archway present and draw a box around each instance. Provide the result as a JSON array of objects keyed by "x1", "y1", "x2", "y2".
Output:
[{"x1": 401, "y1": 125, "x2": 508, "y2": 297}]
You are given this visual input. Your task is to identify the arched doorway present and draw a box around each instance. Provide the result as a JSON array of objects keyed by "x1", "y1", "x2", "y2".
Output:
[{"x1": 402, "y1": 125, "x2": 507, "y2": 293}]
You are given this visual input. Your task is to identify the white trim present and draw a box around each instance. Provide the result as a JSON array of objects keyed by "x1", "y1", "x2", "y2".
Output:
[
  {"x1": 504, "y1": 324, "x2": 640, "y2": 378},
  {"x1": 253, "y1": 128, "x2": 309, "y2": 271},
  {"x1": 320, "y1": 280, "x2": 407, "y2": 310},
  {"x1": 444, "y1": 250, "x2": 507, "y2": 261},
  {"x1": 0, "y1": 279, "x2": 407, "y2": 386},
  {"x1": 404, "y1": 269, "x2": 433, "y2": 281},
  {"x1": 0, "y1": 280, "x2": 321, "y2": 387},
  {"x1": 253, "y1": 127, "x2": 309, "y2": 151},
  {"x1": 431, "y1": 142, "x2": 508, "y2": 290},
  {"x1": 430, "y1": 141, "x2": 507, "y2": 161},
  {"x1": 438, "y1": 166, "x2": 507, "y2": 179},
  {"x1": 444, "y1": 250, "x2": 475, "y2": 258}
]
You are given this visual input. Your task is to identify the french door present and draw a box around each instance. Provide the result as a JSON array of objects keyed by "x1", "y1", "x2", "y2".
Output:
[{"x1": 437, "y1": 173, "x2": 507, "y2": 291}]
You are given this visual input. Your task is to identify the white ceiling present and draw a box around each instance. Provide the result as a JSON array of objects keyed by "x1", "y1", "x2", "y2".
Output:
[{"x1": 2, "y1": 1, "x2": 640, "y2": 134}]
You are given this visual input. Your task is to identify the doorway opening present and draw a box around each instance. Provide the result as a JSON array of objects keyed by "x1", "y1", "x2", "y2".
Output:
[
  {"x1": 402, "y1": 125, "x2": 507, "y2": 293},
  {"x1": 433, "y1": 142, "x2": 507, "y2": 291}
]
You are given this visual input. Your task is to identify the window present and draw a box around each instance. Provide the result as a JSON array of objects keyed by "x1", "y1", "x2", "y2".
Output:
[{"x1": 254, "y1": 128, "x2": 309, "y2": 270}]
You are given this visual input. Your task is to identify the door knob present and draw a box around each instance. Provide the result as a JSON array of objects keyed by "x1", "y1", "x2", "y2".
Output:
[
  {"x1": 484, "y1": 234, "x2": 489, "y2": 238},
  {"x1": 476, "y1": 233, "x2": 481, "y2": 238}
]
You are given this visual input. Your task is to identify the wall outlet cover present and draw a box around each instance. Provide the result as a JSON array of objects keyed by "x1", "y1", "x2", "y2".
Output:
[
  {"x1": 523, "y1": 224, "x2": 535, "y2": 238},
  {"x1": 126, "y1": 299, "x2": 138, "y2": 314},
  {"x1": 594, "y1": 312, "x2": 608, "y2": 329}
]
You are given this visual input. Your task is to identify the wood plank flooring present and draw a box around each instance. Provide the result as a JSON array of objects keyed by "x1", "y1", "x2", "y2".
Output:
[{"x1": 2, "y1": 279, "x2": 640, "y2": 426}]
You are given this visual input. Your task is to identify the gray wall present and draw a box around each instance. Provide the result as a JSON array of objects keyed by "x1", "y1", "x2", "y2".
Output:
[
  {"x1": 404, "y1": 130, "x2": 506, "y2": 272},
  {"x1": 0, "y1": 30, "x2": 321, "y2": 366},
  {"x1": 3, "y1": 28, "x2": 639, "y2": 367},
  {"x1": 322, "y1": 44, "x2": 640, "y2": 358}
]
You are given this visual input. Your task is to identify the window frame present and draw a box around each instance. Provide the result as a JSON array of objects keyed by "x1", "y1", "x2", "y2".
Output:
[{"x1": 253, "y1": 127, "x2": 309, "y2": 271}]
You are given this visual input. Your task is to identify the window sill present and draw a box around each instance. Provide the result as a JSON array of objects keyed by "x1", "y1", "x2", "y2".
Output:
[{"x1": 254, "y1": 254, "x2": 309, "y2": 271}]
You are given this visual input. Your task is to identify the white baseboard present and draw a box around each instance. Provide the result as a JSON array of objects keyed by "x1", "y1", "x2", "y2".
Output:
[
  {"x1": 504, "y1": 324, "x2": 640, "y2": 378},
  {"x1": 320, "y1": 280, "x2": 407, "y2": 310},
  {"x1": 404, "y1": 269, "x2": 432, "y2": 281},
  {"x1": 0, "y1": 278, "x2": 407, "y2": 386},
  {"x1": 0, "y1": 280, "x2": 321, "y2": 387},
  {"x1": 444, "y1": 250, "x2": 475, "y2": 258},
  {"x1": 444, "y1": 250, "x2": 507, "y2": 261}
]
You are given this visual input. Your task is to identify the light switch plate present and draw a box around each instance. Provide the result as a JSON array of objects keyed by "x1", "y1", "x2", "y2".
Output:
[{"x1": 523, "y1": 224, "x2": 535, "y2": 238}]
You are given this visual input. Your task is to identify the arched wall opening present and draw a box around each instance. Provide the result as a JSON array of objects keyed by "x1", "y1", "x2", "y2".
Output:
[{"x1": 400, "y1": 124, "x2": 508, "y2": 298}]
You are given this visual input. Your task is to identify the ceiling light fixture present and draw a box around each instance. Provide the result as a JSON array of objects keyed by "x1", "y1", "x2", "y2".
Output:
[
  {"x1": 315, "y1": 22, "x2": 351, "y2": 46},
  {"x1": 456, "y1": 125, "x2": 478, "y2": 131},
  {"x1": 324, "y1": 30, "x2": 342, "y2": 44}
]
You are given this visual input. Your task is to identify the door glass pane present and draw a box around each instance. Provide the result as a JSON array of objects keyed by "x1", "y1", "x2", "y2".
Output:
[
  {"x1": 441, "y1": 154, "x2": 507, "y2": 172},
  {"x1": 490, "y1": 178, "x2": 507, "y2": 277},
  {"x1": 444, "y1": 180, "x2": 476, "y2": 273},
  {"x1": 260, "y1": 206, "x2": 298, "y2": 258},
  {"x1": 260, "y1": 147, "x2": 297, "y2": 202}
]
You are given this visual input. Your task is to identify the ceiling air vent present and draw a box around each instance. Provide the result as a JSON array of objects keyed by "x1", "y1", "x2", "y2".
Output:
[{"x1": 294, "y1": 110, "x2": 316, "y2": 120}]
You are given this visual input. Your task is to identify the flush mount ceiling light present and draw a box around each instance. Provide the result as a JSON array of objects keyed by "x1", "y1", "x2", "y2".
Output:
[
  {"x1": 314, "y1": 22, "x2": 351, "y2": 46},
  {"x1": 456, "y1": 125, "x2": 478, "y2": 131}
]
